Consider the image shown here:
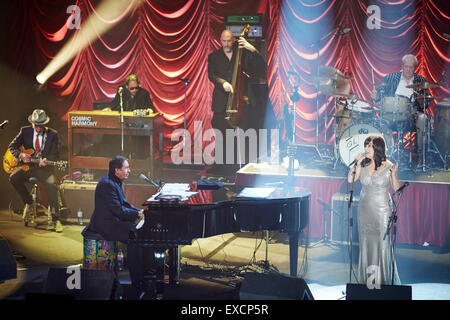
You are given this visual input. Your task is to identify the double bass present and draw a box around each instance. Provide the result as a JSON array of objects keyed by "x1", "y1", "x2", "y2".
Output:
[{"x1": 225, "y1": 24, "x2": 250, "y2": 128}]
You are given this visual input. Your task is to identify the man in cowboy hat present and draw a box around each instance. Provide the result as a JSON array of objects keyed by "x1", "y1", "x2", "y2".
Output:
[{"x1": 8, "y1": 109, "x2": 63, "y2": 232}]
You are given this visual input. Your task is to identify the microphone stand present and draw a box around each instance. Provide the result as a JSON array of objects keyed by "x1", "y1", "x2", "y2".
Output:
[
  {"x1": 119, "y1": 88, "x2": 124, "y2": 155},
  {"x1": 309, "y1": 26, "x2": 341, "y2": 160},
  {"x1": 287, "y1": 77, "x2": 300, "y2": 178},
  {"x1": 383, "y1": 187, "x2": 405, "y2": 285},
  {"x1": 180, "y1": 79, "x2": 190, "y2": 149},
  {"x1": 347, "y1": 163, "x2": 357, "y2": 283}
]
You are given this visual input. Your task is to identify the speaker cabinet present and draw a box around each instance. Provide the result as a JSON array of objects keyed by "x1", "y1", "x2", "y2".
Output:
[
  {"x1": 0, "y1": 239, "x2": 17, "y2": 283},
  {"x1": 59, "y1": 181, "x2": 97, "y2": 224},
  {"x1": 346, "y1": 283, "x2": 412, "y2": 300},
  {"x1": 330, "y1": 193, "x2": 359, "y2": 243},
  {"x1": 240, "y1": 272, "x2": 314, "y2": 300},
  {"x1": 43, "y1": 267, "x2": 119, "y2": 300}
]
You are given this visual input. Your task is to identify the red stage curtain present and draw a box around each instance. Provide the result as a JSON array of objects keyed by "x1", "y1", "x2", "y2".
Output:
[{"x1": 8, "y1": 0, "x2": 449, "y2": 147}]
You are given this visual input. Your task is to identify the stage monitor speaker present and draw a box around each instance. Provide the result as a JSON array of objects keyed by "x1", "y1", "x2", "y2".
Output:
[
  {"x1": 59, "y1": 181, "x2": 97, "y2": 224},
  {"x1": 330, "y1": 192, "x2": 359, "y2": 243},
  {"x1": 43, "y1": 267, "x2": 119, "y2": 300},
  {"x1": 0, "y1": 239, "x2": 17, "y2": 283},
  {"x1": 240, "y1": 272, "x2": 314, "y2": 300},
  {"x1": 346, "y1": 283, "x2": 412, "y2": 300}
]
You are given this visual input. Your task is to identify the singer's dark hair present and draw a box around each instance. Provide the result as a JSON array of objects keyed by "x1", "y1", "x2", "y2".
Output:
[
  {"x1": 109, "y1": 155, "x2": 128, "y2": 176},
  {"x1": 361, "y1": 136, "x2": 386, "y2": 170}
]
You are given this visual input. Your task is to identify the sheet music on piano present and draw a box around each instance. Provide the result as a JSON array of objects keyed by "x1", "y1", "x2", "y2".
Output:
[
  {"x1": 236, "y1": 187, "x2": 275, "y2": 199},
  {"x1": 145, "y1": 183, "x2": 198, "y2": 203}
]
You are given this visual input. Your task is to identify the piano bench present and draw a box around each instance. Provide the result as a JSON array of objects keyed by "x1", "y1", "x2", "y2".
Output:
[{"x1": 83, "y1": 238, "x2": 118, "y2": 276}]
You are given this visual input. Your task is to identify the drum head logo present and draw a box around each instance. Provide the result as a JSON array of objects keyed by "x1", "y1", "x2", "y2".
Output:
[{"x1": 358, "y1": 128, "x2": 369, "y2": 134}]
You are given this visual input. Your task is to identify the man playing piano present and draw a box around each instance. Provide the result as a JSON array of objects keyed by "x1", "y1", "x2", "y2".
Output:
[{"x1": 82, "y1": 156, "x2": 148, "y2": 298}]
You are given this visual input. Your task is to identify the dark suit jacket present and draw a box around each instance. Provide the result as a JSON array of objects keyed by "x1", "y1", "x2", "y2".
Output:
[
  {"x1": 82, "y1": 173, "x2": 140, "y2": 241},
  {"x1": 108, "y1": 86, "x2": 154, "y2": 112},
  {"x1": 8, "y1": 126, "x2": 59, "y2": 165}
]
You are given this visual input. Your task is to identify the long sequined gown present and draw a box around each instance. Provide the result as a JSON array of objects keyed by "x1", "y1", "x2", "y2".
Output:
[{"x1": 357, "y1": 162, "x2": 401, "y2": 285}]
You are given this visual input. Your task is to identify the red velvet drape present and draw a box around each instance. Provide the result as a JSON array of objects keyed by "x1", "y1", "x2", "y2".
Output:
[{"x1": 8, "y1": 0, "x2": 449, "y2": 148}]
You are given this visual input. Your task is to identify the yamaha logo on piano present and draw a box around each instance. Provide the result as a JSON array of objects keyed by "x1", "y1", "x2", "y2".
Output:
[{"x1": 151, "y1": 223, "x2": 168, "y2": 233}]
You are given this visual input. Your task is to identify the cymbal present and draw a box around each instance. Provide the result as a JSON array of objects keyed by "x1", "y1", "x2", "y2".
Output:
[
  {"x1": 406, "y1": 81, "x2": 442, "y2": 89},
  {"x1": 312, "y1": 66, "x2": 351, "y2": 97},
  {"x1": 317, "y1": 65, "x2": 351, "y2": 79}
]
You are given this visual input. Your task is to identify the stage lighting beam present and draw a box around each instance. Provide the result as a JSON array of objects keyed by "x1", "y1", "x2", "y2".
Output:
[{"x1": 36, "y1": 0, "x2": 143, "y2": 85}]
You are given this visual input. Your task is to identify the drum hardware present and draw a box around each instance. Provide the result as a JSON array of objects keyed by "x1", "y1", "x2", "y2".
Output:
[
  {"x1": 406, "y1": 81, "x2": 443, "y2": 90},
  {"x1": 310, "y1": 65, "x2": 350, "y2": 161},
  {"x1": 433, "y1": 102, "x2": 450, "y2": 170},
  {"x1": 414, "y1": 83, "x2": 445, "y2": 172},
  {"x1": 381, "y1": 95, "x2": 411, "y2": 122}
]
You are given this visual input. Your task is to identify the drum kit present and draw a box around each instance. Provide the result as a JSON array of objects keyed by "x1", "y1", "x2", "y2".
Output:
[{"x1": 311, "y1": 65, "x2": 448, "y2": 171}]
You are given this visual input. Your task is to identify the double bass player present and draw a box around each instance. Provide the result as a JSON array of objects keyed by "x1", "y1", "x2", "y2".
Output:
[{"x1": 207, "y1": 29, "x2": 270, "y2": 172}]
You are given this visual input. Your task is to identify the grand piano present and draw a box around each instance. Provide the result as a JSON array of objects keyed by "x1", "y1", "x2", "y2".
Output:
[{"x1": 132, "y1": 183, "x2": 311, "y2": 296}]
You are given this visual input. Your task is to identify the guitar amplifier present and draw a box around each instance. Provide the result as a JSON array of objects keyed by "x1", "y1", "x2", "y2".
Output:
[
  {"x1": 330, "y1": 192, "x2": 360, "y2": 244},
  {"x1": 59, "y1": 181, "x2": 97, "y2": 224}
]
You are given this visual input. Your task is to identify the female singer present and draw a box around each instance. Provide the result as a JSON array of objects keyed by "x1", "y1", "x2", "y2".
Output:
[{"x1": 347, "y1": 136, "x2": 403, "y2": 285}]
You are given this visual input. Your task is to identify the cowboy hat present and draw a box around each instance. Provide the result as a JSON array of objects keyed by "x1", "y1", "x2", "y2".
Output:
[{"x1": 28, "y1": 109, "x2": 50, "y2": 125}]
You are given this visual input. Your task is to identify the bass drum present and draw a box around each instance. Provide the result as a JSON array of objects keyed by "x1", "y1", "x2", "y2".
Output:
[{"x1": 338, "y1": 123, "x2": 394, "y2": 167}]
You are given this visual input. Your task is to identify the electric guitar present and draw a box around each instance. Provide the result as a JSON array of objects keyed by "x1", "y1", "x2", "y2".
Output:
[{"x1": 3, "y1": 146, "x2": 67, "y2": 174}]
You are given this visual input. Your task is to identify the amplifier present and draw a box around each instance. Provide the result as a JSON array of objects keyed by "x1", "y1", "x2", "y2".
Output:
[
  {"x1": 330, "y1": 192, "x2": 359, "y2": 244},
  {"x1": 59, "y1": 181, "x2": 97, "y2": 224}
]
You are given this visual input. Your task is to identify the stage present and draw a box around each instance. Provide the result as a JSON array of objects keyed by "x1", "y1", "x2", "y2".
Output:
[{"x1": 0, "y1": 157, "x2": 449, "y2": 300}]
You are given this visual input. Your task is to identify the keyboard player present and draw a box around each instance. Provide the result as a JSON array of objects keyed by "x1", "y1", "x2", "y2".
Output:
[{"x1": 97, "y1": 74, "x2": 155, "y2": 158}]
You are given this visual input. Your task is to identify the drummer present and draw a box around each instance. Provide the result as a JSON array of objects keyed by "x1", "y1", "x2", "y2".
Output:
[{"x1": 371, "y1": 54, "x2": 430, "y2": 163}]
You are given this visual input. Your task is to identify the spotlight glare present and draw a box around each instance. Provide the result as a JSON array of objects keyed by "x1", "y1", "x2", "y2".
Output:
[
  {"x1": 36, "y1": 74, "x2": 46, "y2": 85},
  {"x1": 36, "y1": 0, "x2": 144, "y2": 86}
]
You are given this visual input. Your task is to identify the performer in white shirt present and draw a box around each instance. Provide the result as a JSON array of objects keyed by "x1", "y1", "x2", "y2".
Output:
[{"x1": 371, "y1": 54, "x2": 430, "y2": 164}]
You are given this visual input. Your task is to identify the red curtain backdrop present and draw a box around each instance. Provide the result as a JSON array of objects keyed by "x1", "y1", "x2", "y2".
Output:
[{"x1": 8, "y1": 0, "x2": 449, "y2": 149}]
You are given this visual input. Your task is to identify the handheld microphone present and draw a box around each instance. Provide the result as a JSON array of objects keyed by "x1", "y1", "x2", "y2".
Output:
[
  {"x1": 348, "y1": 158, "x2": 360, "y2": 167},
  {"x1": 394, "y1": 182, "x2": 409, "y2": 195},
  {"x1": 0, "y1": 120, "x2": 8, "y2": 129},
  {"x1": 179, "y1": 78, "x2": 190, "y2": 84},
  {"x1": 139, "y1": 173, "x2": 160, "y2": 188}
]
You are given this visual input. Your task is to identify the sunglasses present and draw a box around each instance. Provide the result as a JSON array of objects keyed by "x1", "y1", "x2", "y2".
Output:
[{"x1": 128, "y1": 86, "x2": 139, "y2": 90}]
